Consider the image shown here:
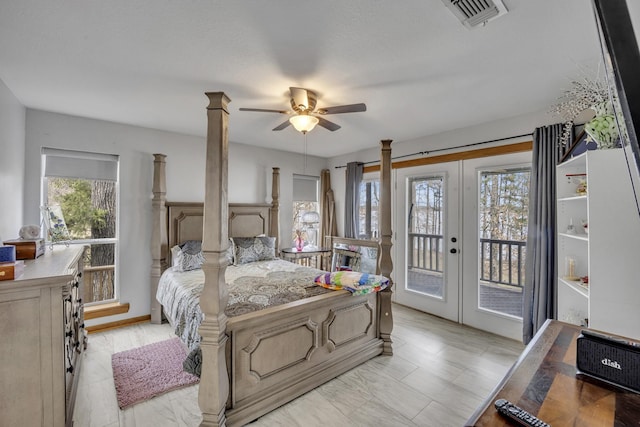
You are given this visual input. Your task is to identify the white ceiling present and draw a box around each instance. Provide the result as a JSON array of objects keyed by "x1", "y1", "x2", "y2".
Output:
[{"x1": 0, "y1": 0, "x2": 626, "y2": 157}]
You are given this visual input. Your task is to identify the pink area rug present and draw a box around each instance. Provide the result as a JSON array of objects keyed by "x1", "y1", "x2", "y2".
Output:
[{"x1": 111, "y1": 338, "x2": 199, "y2": 409}]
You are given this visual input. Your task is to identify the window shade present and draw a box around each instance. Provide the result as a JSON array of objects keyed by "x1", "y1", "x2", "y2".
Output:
[
  {"x1": 42, "y1": 147, "x2": 119, "y2": 181},
  {"x1": 293, "y1": 174, "x2": 319, "y2": 202}
]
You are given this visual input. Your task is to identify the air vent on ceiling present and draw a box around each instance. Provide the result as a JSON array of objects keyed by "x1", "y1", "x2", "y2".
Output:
[{"x1": 441, "y1": 0, "x2": 508, "y2": 29}]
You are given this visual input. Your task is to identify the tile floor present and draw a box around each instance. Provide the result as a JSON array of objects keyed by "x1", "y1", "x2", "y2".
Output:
[{"x1": 73, "y1": 304, "x2": 524, "y2": 427}]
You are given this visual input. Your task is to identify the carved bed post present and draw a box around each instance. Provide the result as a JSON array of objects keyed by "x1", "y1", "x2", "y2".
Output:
[
  {"x1": 270, "y1": 167, "x2": 280, "y2": 251},
  {"x1": 378, "y1": 139, "x2": 394, "y2": 355},
  {"x1": 199, "y1": 92, "x2": 231, "y2": 427},
  {"x1": 151, "y1": 153, "x2": 167, "y2": 324}
]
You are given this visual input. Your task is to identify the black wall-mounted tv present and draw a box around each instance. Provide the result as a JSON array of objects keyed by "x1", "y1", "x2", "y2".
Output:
[{"x1": 591, "y1": 0, "x2": 640, "y2": 214}]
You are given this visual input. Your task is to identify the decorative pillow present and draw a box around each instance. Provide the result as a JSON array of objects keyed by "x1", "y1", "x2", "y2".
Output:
[
  {"x1": 173, "y1": 240, "x2": 206, "y2": 272},
  {"x1": 225, "y1": 238, "x2": 235, "y2": 265},
  {"x1": 233, "y1": 236, "x2": 277, "y2": 265},
  {"x1": 314, "y1": 271, "x2": 390, "y2": 296},
  {"x1": 170, "y1": 245, "x2": 182, "y2": 268}
]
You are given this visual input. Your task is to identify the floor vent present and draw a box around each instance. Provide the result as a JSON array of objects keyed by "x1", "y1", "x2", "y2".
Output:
[{"x1": 441, "y1": 0, "x2": 508, "y2": 29}]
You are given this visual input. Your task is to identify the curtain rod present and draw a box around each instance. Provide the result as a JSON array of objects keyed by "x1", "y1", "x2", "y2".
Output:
[{"x1": 334, "y1": 133, "x2": 533, "y2": 169}]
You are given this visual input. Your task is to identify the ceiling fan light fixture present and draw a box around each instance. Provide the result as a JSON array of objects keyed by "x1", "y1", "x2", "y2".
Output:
[{"x1": 289, "y1": 114, "x2": 319, "y2": 134}]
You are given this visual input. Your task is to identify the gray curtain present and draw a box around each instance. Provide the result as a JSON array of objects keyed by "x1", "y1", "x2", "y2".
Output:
[
  {"x1": 344, "y1": 162, "x2": 363, "y2": 238},
  {"x1": 523, "y1": 123, "x2": 563, "y2": 344},
  {"x1": 320, "y1": 169, "x2": 338, "y2": 251}
]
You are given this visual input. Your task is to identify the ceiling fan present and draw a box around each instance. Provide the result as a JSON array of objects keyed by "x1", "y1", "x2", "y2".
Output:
[{"x1": 239, "y1": 87, "x2": 366, "y2": 134}]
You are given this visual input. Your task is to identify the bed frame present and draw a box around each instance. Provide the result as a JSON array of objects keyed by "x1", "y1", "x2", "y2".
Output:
[{"x1": 150, "y1": 92, "x2": 394, "y2": 426}]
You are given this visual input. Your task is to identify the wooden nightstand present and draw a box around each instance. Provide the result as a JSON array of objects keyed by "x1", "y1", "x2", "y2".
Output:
[{"x1": 280, "y1": 247, "x2": 332, "y2": 269}]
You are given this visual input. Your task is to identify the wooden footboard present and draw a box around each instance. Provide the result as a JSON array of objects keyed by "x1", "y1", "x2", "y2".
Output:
[{"x1": 225, "y1": 291, "x2": 382, "y2": 426}]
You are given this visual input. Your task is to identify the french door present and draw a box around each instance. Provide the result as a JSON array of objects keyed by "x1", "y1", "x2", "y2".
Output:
[
  {"x1": 461, "y1": 153, "x2": 530, "y2": 340},
  {"x1": 394, "y1": 162, "x2": 460, "y2": 322},
  {"x1": 394, "y1": 152, "x2": 530, "y2": 340}
]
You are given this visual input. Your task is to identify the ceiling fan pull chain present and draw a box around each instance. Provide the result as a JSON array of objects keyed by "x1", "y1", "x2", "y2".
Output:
[{"x1": 304, "y1": 133, "x2": 308, "y2": 174}]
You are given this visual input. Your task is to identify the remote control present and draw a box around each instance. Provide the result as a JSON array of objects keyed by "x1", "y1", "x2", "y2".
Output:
[{"x1": 494, "y1": 399, "x2": 551, "y2": 427}]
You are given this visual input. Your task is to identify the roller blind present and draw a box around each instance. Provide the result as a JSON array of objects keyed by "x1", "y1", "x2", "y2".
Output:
[
  {"x1": 42, "y1": 147, "x2": 119, "y2": 181},
  {"x1": 293, "y1": 174, "x2": 319, "y2": 202}
]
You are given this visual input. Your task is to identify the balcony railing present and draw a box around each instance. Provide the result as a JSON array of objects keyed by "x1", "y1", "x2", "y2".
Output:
[
  {"x1": 408, "y1": 234, "x2": 526, "y2": 289},
  {"x1": 83, "y1": 265, "x2": 115, "y2": 303},
  {"x1": 480, "y1": 238, "x2": 526, "y2": 288},
  {"x1": 408, "y1": 233, "x2": 444, "y2": 273}
]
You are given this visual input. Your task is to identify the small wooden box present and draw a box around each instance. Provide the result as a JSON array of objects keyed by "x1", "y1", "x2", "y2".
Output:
[
  {"x1": 2, "y1": 239, "x2": 45, "y2": 260},
  {"x1": 0, "y1": 261, "x2": 25, "y2": 281}
]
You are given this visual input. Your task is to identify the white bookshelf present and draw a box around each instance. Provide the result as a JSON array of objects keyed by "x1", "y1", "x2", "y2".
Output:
[{"x1": 556, "y1": 149, "x2": 640, "y2": 340}]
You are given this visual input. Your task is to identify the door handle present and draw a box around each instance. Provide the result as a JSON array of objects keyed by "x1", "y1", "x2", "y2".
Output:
[
  {"x1": 408, "y1": 203, "x2": 414, "y2": 227},
  {"x1": 450, "y1": 248, "x2": 457, "y2": 254}
]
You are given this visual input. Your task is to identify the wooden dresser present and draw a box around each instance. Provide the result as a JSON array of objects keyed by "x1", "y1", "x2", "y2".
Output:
[{"x1": 0, "y1": 245, "x2": 87, "y2": 427}]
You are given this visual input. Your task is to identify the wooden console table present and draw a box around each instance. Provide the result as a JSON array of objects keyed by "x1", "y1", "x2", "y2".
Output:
[{"x1": 466, "y1": 320, "x2": 640, "y2": 426}]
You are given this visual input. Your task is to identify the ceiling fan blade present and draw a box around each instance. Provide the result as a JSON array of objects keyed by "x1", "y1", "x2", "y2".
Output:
[
  {"x1": 272, "y1": 120, "x2": 292, "y2": 131},
  {"x1": 317, "y1": 117, "x2": 341, "y2": 131},
  {"x1": 316, "y1": 103, "x2": 367, "y2": 115},
  {"x1": 239, "y1": 108, "x2": 289, "y2": 114}
]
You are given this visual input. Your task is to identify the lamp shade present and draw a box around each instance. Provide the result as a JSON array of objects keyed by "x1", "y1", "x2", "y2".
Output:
[
  {"x1": 302, "y1": 211, "x2": 320, "y2": 224},
  {"x1": 289, "y1": 115, "x2": 319, "y2": 133}
]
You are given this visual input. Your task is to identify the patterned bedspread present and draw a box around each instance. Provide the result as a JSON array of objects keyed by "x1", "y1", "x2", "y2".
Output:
[{"x1": 156, "y1": 259, "x2": 331, "y2": 375}]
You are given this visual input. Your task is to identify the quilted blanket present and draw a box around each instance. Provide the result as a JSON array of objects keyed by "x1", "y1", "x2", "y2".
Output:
[
  {"x1": 314, "y1": 271, "x2": 390, "y2": 295},
  {"x1": 156, "y1": 259, "x2": 331, "y2": 375}
]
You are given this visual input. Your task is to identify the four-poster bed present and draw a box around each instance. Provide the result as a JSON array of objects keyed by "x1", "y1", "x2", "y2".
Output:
[{"x1": 150, "y1": 92, "x2": 394, "y2": 426}]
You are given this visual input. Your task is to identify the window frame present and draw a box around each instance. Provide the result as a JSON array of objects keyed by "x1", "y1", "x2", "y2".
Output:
[
  {"x1": 41, "y1": 148, "x2": 120, "y2": 306},
  {"x1": 292, "y1": 174, "x2": 320, "y2": 248},
  {"x1": 358, "y1": 174, "x2": 380, "y2": 239}
]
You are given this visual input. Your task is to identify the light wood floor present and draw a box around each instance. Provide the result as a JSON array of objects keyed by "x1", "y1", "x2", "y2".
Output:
[{"x1": 73, "y1": 303, "x2": 524, "y2": 427}]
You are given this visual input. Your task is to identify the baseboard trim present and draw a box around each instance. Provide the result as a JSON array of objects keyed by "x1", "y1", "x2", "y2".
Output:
[
  {"x1": 86, "y1": 314, "x2": 151, "y2": 334},
  {"x1": 84, "y1": 302, "x2": 130, "y2": 320}
]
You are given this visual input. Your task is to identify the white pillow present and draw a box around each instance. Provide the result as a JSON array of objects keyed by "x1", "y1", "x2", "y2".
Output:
[{"x1": 172, "y1": 241, "x2": 205, "y2": 272}]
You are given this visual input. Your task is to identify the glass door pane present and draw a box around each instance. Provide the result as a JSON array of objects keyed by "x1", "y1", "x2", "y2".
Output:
[
  {"x1": 477, "y1": 168, "x2": 530, "y2": 318},
  {"x1": 407, "y1": 176, "x2": 445, "y2": 298}
]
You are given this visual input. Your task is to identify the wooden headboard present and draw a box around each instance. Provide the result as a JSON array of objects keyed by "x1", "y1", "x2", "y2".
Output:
[
  {"x1": 150, "y1": 152, "x2": 280, "y2": 324},
  {"x1": 166, "y1": 202, "x2": 275, "y2": 250}
]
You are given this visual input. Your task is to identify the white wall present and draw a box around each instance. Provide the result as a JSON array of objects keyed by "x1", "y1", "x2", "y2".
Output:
[
  {"x1": 230, "y1": 141, "x2": 328, "y2": 246},
  {"x1": 0, "y1": 78, "x2": 26, "y2": 242},
  {"x1": 327, "y1": 109, "x2": 557, "y2": 236},
  {"x1": 24, "y1": 109, "x2": 327, "y2": 326}
]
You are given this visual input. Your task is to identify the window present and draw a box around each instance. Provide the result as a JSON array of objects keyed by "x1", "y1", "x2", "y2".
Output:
[
  {"x1": 292, "y1": 174, "x2": 320, "y2": 248},
  {"x1": 358, "y1": 178, "x2": 380, "y2": 239},
  {"x1": 42, "y1": 148, "x2": 119, "y2": 305}
]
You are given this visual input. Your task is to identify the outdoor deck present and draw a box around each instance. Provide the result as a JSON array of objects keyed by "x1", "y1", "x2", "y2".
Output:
[{"x1": 407, "y1": 269, "x2": 523, "y2": 318}]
